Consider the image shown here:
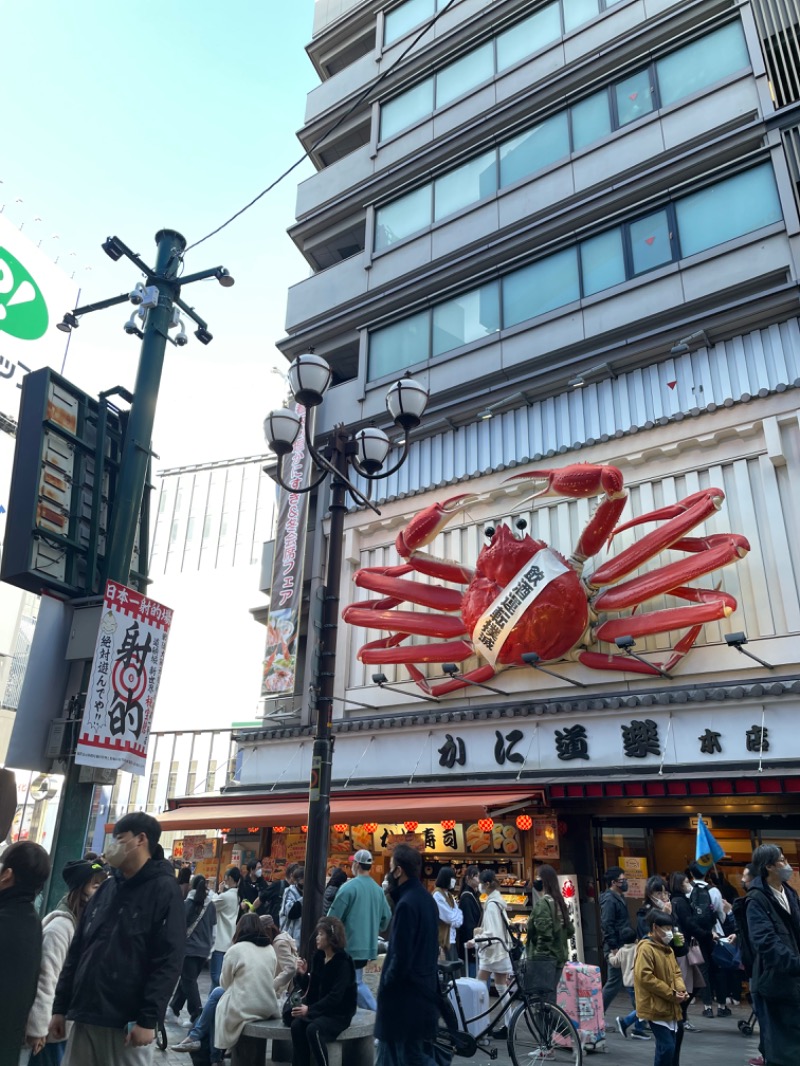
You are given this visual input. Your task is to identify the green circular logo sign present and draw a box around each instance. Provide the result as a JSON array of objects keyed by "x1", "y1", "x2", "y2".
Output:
[{"x1": 0, "y1": 248, "x2": 48, "y2": 340}]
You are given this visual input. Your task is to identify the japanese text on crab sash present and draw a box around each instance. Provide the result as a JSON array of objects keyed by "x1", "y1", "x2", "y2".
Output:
[{"x1": 472, "y1": 548, "x2": 569, "y2": 667}]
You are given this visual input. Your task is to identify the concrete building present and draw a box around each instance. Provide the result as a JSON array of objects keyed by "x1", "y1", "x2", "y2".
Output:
[{"x1": 162, "y1": 0, "x2": 800, "y2": 956}]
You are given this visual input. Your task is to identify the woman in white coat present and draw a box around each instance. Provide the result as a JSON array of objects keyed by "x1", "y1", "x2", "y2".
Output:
[
  {"x1": 24, "y1": 859, "x2": 104, "y2": 1064},
  {"x1": 474, "y1": 869, "x2": 514, "y2": 1039},
  {"x1": 172, "y1": 913, "x2": 280, "y2": 1062}
]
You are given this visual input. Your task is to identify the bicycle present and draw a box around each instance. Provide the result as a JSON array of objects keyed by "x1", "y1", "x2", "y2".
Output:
[{"x1": 435, "y1": 934, "x2": 582, "y2": 1066}]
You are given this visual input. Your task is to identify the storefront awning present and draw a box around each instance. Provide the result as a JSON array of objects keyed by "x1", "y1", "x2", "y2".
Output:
[{"x1": 155, "y1": 787, "x2": 540, "y2": 832}]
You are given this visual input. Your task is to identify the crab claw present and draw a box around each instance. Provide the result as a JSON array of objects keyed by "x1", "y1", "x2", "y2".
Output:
[
  {"x1": 505, "y1": 463, "x2": 625, "y2": 500},
  {"x1": 395, "y1": 494, "x2": 477, "y2": 557}
]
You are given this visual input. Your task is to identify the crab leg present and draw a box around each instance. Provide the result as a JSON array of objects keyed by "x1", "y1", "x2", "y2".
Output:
[
  {"x1": 405, "y1": 661, "x2": 499, "y2": 697},
  {"x1": 594, "y1": 596, "x2": 733, "y2": 642},
  {"x1": 352, "y1": 567, "x2": 464, "y2": 611},
  {"x1": 358, "y1": 636, "x2": 475, "y2": 664},
  {"x1": 579, "y1": 625, "x2": 703, "y2": 676},
  {"x1": 341, "y1": 606, "x2": 469, "y2": 638},
  {"x1": 592, "y1": 537, "x2": 748, "y2": 609}
]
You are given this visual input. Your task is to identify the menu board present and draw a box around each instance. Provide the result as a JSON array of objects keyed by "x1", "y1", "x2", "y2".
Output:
[{"x1": 532, "y1": 817, "x2": 559, "y2": 860}]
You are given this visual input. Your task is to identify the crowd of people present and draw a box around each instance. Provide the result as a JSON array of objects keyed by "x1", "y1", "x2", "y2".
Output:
[
  {"x1": 598, "y1": 852, "x2": 800, "y2": 1066},
  {"x1": 1, "y1": 816, "x2": 798, "y2": 1066}
]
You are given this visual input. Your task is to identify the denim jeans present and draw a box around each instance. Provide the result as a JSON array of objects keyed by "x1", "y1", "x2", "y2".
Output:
[
  {"x1": 189, "y1": 985, "x2": 225, "y2": 1061},
  {"x1": 648, "y1": 1022, "x2": 677, "y2": 1066},
  {"x1": 376, "y1": 1040, "x2": 438, "y2": 1066},
  {"x1": 209, "y1": 950, "x2": 225, "y2": 990},
  {"x1": 355, "y1": 964, "x2": 377, "y2": 1011},
  {"x1": 29, "y1": 1044, "x2": 66, "y2": 1066},
  {"x1": 620, "y1": 986, "x2": 647, "y2": 1033}
]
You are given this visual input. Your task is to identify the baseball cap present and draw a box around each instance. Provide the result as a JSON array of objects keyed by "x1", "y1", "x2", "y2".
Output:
[
  {"x1": 350, "y1": 849, "x2": 373, "y2": 866},
  {"x1": 62, "y1": 859, "x2": 102, "y2": 892}
]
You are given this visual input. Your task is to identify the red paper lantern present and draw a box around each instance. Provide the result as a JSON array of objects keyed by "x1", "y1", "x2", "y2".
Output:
[
  {"x1": 219, "y1": 828, "x2": 231, "y2": 834},
  {"x1": 333, "y1": 823, "x2": 348, "y2": 833},
  {"x1": 403, "y1": 820, "x2": 419, "y2": 832},
  {"x1": 477, "y1": 817, "x2": 494, "y2": 833},
  {"x1": 363, "y1": 822, "x2": 378, "y2": 833},
  {"x1": 301, "y1": 825, "x2": 308, "y2": 833},
  {"x1": 247, "y1": 827, "x2": 260, "y2": 834},
  {"x1": 272, "y1": 826, "x2": 286, "y2": 834},
  {"x1": 516, "y1": 814, "x2": 533, "y2": 831},
  {"x1": 441, "y1": 819, "x2": 456, "y2": 831}
]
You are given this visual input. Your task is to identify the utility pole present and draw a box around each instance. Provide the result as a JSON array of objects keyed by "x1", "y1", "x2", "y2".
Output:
[{"x1": 44, "y1": 230, "x2": 233, "y2": 909}]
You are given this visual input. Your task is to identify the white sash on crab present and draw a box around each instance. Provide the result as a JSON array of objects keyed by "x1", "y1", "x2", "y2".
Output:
[{"x1": 472, "y1": 548, "x2": 569, "y2": 667}]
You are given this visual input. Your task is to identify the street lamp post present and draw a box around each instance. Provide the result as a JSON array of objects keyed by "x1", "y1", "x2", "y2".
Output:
[{"x1": 264, "y1": 356, "x2": 428, "y2": 951}]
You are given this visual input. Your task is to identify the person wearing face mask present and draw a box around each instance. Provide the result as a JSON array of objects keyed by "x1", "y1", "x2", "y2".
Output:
[
  {"x1": 49, "y1": 812, "x2": 185, "y2": 1065},
  {"x1": 600, "y1": 866, "x2": 635, "y2": 1015},
  {"x1": 742, "y1": 844, "x2": 800, "y2": 1065},
  {"x1": 633, "y1": 911, "x2": 688, "y2": 1065},
  {"x1": 637, "y1": 877, "x2": 672, "y2": 939},
  {"x1": 238, "y1": 860, "x2": 266, "y2": 913},
  {"x1": 431, "y1": 866, "x2": 463, "y2": 962},
  {"x1": 328, "y1": 850, "x2": 392, "y2": 1011},
  {"x1": 457, "y1": 866, "x2": 482, "y2": 977},
  {"x1": 280, "y1": 864, "x2": 305, "y2": 949},
  {"x1": 24, "y1": 859, "x2": 105, "y2": 1064},
  {"x1": 526, "y1": 864, "x2": 575, "y2": 1006},
  {"x1": 0, "y1": 840, "x2": 51, "y2": 1066},
  {"x1": 733, "y1": 864, "x2": 765, "y2": 1066}
]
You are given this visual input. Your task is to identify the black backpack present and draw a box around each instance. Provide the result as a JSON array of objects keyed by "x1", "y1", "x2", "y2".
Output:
[{"x1": 689, "y1": 882, "x2": 716, "y2": 933}]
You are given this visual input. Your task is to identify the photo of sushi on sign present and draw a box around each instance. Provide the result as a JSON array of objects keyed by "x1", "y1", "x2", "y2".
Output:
[
  {"x1": 466, "y1": 822, "x2": 491, "y2": 854},
  {"x1": 492, "y1": 823, "x2": 520, "y2": 854}
]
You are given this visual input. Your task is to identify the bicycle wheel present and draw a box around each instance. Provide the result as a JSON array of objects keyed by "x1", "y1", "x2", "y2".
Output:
[{"x1": 508, "y1": 999, "x2": 582, "y2": 1066}]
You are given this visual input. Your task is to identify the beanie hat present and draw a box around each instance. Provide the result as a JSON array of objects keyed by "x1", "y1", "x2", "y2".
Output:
[{"x1": 62, "y1": 859, "x2": 98, "y2": 892}]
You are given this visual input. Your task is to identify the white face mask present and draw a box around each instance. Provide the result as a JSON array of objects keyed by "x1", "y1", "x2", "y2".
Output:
[
  {"x1": 255, "y1": 868, "x2": 262, "y2": 877},
  {"x1": 104, "y1": 837, "x2": 132, "y2": 869},
  {"x1": 661, "y1": 930, "x2": 674, "y2": 944},
  {"x1": 450, "y1": 878, "x2": 457, "y2": 890}
]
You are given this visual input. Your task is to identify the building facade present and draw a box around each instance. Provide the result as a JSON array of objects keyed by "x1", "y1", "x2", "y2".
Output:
[{"x1": 163, "y1": 0, "x2": 800, "y2": 956}]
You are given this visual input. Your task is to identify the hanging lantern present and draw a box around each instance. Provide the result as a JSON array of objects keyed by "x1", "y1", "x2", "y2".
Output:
[
  {"x1": 363, "y1": 822, "x2": 378, "y2": 834},
  {"x1": 516, "y1": 814, "x2": 533, "y2": 831},
  {"x1": 219, "y1": 827, "x2": 231, "y2": 835},
  {"x1": 441, "y1": 819, "x2": 456, "y2": 831},
  {"x1": 247, "y1": 827, "x2": 260, "y2": 834},
  {"x1": 403, "y1": 820, "x2": 419, "y2": 832},
  {"x1": 272, "y1": 826, "x2": 286, "y2": 834},
  {"x1": 477, "y1": 817, "x2": 494, "y2": 833},
  {"x1": 333, "y1": 823, "x2": 349, "y2": 833},
  {"x1": 301, "y1": 825, "x2": 308, "y2": 833}
]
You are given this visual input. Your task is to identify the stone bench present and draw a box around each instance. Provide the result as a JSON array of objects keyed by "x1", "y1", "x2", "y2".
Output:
[{"x1": 231, "y1": 1008, "x2": 375, "y2": 1066}]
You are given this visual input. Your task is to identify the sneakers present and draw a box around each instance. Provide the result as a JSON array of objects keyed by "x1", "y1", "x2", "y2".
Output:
[
  {"x1": 702, "y1": 1007, "x2": 714, "y2": 1018},
  {"x1": 492, "y1": 1027, "x2": 508, "y2": 1040},
  {"x1": 717, "y1": 1005, "x2": 732, "y2": 1018},
  {"x1": 747, "y1": 1056, "x2": 765, "y2": 1066},
  {"x1": 615, "y1": 1017, "x2": 628, "y2": 1039},
  {"x1": 630, "y1": 1029, "x2": 652, "y2": 1041},
  {"x1": 171, "y1": 1037, "x2": 201, "y2": 1053},
  {"x1": 683, "y1": 1020, "x2": 701, "y2": 1032}
]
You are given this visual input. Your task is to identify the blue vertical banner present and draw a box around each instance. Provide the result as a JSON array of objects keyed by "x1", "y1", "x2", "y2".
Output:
[{"x1": 695, "y1": 814, "x2": 724, "y2": 871}]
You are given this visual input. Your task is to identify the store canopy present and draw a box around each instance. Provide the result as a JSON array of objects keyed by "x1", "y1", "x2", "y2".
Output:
[{"x1": 154, "y1": 788, "x2": 539, "y2": 832}]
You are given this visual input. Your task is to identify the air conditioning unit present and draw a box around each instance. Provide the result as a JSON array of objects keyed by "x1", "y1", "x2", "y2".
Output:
[{"x1": 45, "y1": 718, "x2": 80, "y2": 760}]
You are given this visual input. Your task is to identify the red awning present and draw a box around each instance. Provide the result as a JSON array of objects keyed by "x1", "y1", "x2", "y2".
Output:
[{"x1": 154, "y1": 787, "x2": 539, "y2": 831}]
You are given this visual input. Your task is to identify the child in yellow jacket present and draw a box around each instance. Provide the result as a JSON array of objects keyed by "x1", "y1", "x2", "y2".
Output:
[{"x1": 633, "y1": 911, "x2": 688, "y2": 1066}]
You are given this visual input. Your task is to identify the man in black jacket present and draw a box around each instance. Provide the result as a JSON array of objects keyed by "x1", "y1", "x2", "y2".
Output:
[
  {"x1": 50, "y1": 812, "x2": 185, "y2": 1064},
  {"x1": 0, "y1": 840, "x2": 50, "y2": 1066},
  {"x1": 376, "y1": 843, "x2": 439, "y2": 1066},
  {"x1": 600, "y1": 866, "x2": 635, "y2": 1015}
]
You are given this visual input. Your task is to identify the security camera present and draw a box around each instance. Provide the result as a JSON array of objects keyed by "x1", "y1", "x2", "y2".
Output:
[
  {"x1": 175, "y1": 326, "x2": 188, "y2": 347},
  {"x1": 129, "y1": 283, "x2": 146, "y2": 306},
  {"x1": 123, "y1": 311, "x2": 143, "y2": 338}
]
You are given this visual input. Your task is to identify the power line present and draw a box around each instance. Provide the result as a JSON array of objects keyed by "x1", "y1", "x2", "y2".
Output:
[{"x1": 184, "y1": 0, "x2": 459, "y2": 254}]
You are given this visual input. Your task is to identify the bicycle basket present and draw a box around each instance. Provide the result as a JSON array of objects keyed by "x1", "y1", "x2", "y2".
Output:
[{"x1": 520, "y1": 953, "x2": 558, "y2": 996}]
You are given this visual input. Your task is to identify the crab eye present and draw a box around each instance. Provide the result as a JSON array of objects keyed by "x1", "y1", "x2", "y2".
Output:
[
  {"x1": 515, "y1": 518, "x2": 528, "y2": 532},
  {"x1": 484, "y1": 525, "x2": 496, "y2": 538}
]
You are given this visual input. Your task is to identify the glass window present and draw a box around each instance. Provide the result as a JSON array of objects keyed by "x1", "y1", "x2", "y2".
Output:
[
  {"x1": 433, "y1": 283, "x2": 500, "y2": 356},
  {"x1": 657, "y1": 21, "x2": 750, "y2": 107},
  {"x1": 499, "y1": 112, "x2": 570, "y2": 187},
  {"x1": 434, "y1": 150, "x2": 497, "y2": 220},
  {"x1": 381, "y1": 77, "x2": 434, "y2": 140},
  {"x1": 571, "y1": 90, "x2": 611, "y2": 151},
  {"x1": 615, "y1": 68, "x2": 656, "y2": 127},
  {"x1": 502, "y1": 248, "x2": 580, "y2": 327},
  {"x1": 375, "y1": 185, "x2": 433, "y2": 250},
  {"x1": 563, "y1": 0, "x2": 600, "y2": 34},
  {"x1": 436, "y1": 42, "x2": 494, "y2": 109},
  {"x1": 629, "y1": 210, "x2": 673, "y2": 274},
  {"x1": 497, "y1": 3, "x2": 561, "y2": 71},
  {"x1": 580, "y1": 228, "x2": 626, "y2": 296},
  {"x1": 369, "y1": 310, "x2": 430, "y2": 380},
  {"x1": 384, "y1": 0, "x2": 435, "y2": 46},
  {"x1": 676, "y1": 164, "x2": 782, "y2": 257}
]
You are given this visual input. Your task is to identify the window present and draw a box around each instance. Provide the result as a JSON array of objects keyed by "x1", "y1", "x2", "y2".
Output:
[
  {"x1": 615, "y1": 68, "x2": 656, "y2": 127},
  {"x1": 676, "y1": 164, "x2": 782, "y2": 257},
  {"x1": 657, "y1": 21, "x2": 750, "y2": 107},
  {"x1": 499, "y1": 113, "x2": 570, "y2": 187},
  {"x1": 497, "y1": 3, "x2": 561, "y2": 71},
  {"x1": 563, "y1": 0, "x2": 601, "y2": 34},
  {"x1": 571, "y1": 89, "x2": 612, "y2": 151},
  {"x1": 432, "y1": 283, "x2": 500, "y2": 355},
  {"x1": 381, "y1": 77, "x2": 434, "y2": 140},
  {"x1": 146, "y1": 764, "x2": 160, "y2": 812},
  {"x1": 629, "y1": 210, "x2": 673, "y2": 274},
  {"x1": 375, "y1": 186, "x2": 432, "y2": 250},
  {"x1": 435, "y1": 150, "x2": 497, "y2": 220},
  {"x1": 435, "y1": 42, "x2": 494, "y2": 109},
  {"x1": 503, "y1": 248, "x2": 580, "y2": 327},
  {"x1": 384, "y1": 0, "x2": 435, "y2": 46},
  {"x1": 581, "y1": 228, "x2": 626, "y2": 296},
  {"x1": 369, "y1": 310, "x2": 430, "y2": 379}
]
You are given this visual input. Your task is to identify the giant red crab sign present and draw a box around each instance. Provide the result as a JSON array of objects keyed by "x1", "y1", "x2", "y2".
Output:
[{"x1": 341, "y1": 464, "x2": 750, "y2": 696}]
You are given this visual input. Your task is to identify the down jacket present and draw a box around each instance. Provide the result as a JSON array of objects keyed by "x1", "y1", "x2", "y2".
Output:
[{"x1": 53, "y1": 855, "x2": 185, "y2": 1031}]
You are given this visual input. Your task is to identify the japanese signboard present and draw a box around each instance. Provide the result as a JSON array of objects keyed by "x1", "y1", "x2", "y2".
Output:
[
  {"x1": 261, "y1": 401, "x2": 311, "y2": 697},
  {"x1": 75, "y1": 580, "x2": 172, "y2": 775},
  {"x1": 182, "y1": 836, "x2": 217, "y2": 861}
]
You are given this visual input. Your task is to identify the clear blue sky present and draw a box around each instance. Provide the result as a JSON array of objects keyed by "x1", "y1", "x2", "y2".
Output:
[{"x1": 3, "y1": 1, "x2": 318, "y2": 466}]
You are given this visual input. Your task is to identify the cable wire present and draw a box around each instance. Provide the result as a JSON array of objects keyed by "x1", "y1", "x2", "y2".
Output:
[{"x1": 184, "y1": 0, "x2": 460, "y2": 254}]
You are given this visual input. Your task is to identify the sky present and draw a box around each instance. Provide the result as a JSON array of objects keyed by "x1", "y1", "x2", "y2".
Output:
[{"x1": 2, "y1": 0, "x2": 319, "y2": 469}]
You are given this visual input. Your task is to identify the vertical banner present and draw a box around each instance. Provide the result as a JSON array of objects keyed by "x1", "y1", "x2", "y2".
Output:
[
  {"x1": 75, "y1": 580, "x2": 172, "y2": 775},
  {"x1": 261, "y1": 402, "x2": 311, "y2": 696}
]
